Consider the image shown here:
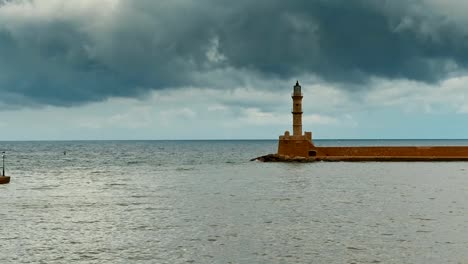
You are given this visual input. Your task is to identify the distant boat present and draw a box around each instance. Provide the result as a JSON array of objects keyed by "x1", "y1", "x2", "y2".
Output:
[
  {"x1": 0, "y1": 176, "x2": 10, "y2": 184},
  {"x1": 1, "y1": 152, "x2": 9, "y2": 184}
]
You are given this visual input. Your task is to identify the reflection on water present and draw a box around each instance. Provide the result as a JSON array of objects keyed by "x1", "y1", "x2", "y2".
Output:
[{"x1": 0, "y1": 140, "x2": 468, "y2": 263}]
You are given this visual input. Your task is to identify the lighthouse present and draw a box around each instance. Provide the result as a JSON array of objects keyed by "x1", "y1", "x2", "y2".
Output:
[
  {"x1": 292, "y1": 81, "x2": 303, "y2": 136},
  {"x1": 277, "y1": 81, "x2": 314, "y2": 158}
]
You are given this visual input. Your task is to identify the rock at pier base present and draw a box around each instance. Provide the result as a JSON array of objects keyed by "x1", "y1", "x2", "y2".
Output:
[{"x1": 251, "y1": 154, "x2": 315, "y2": 163}]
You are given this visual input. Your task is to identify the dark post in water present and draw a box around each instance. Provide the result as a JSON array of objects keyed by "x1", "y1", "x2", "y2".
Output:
[{"x1": 2, "y1": 151, "x2": 5, "y2": 176}]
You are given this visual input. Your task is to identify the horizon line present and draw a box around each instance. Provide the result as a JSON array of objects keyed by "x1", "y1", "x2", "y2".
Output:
[{"x1": 2, "y1": 138, "x2": 468, "y2": 142}]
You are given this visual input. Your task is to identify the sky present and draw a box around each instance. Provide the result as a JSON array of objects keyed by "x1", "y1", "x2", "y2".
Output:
[{"x1": 1, "y1": 0, "x2": 468, "y2": 140}]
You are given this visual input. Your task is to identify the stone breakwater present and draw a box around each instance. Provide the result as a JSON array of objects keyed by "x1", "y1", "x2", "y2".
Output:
[{"x1": 251, "y1": 151, "x2": 468, "y2": 162}]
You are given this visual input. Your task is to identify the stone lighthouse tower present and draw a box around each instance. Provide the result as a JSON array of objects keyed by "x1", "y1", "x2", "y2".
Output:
[
  {"x1": 292, "y1": 81, "x2": 303, "y2": 136},
  {"x1": 277, "y1": 81, "x2": 314, "y2": 158}
]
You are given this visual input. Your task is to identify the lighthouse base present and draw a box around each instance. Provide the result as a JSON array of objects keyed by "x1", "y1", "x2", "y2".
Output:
[{"x1": 277, "y1": 131, "x2": 314, "y2": 158}]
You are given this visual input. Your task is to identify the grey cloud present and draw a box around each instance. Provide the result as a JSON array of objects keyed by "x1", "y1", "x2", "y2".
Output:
[{"x1": 1, "y1": 0, "x2": 468, "y2": 107}]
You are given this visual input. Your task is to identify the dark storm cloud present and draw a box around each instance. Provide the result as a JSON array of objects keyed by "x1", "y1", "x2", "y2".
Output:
[{"x1": 0, "y1": 0, "x2": 467, "y2": 106}]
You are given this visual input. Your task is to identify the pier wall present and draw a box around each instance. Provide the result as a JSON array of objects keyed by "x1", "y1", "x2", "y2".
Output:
[{"x1": 314, "y1": 146, "x2": 468, "y2": 158}]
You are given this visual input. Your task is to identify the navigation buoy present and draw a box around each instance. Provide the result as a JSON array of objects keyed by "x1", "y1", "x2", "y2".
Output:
[
  {"x1": 0, "y1": 151, "x2": 10, "y2": 184},
  {"x1": 0, "y1": 176, "x2": 10, "y2": 184}
]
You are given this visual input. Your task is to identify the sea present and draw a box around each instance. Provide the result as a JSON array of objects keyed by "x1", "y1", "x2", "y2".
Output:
[{"x1": 1, "y1": 139, "x2": 468, "y2": 264}]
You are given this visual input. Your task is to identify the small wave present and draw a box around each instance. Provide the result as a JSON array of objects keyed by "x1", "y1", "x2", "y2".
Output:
[
  {"x1": 413, "y1": 217, "x2": 435, "y2": 221},
  {"x1": 131, "y1": 225, "x2": 151, "y2": 231},
  {"x1": 3, "y1": 236, "x2": 19, "y2": 241},
  {"x1": 144, "y1": 207, "x2": 172, "y2": 211},
  {"x1": 346, "y1": 246, "x2": 366, "y2": 251},
  {"x1": 71, "y1": 220, "x2": 100, "y2": 224},
  {"x1": 416, "y1": 230, "x2": 432, "y2": 233},
  {"x1": 176, "y1": 167, "x2": 194, "y2": 171},
  {"x1": 30, "y1": 185, "x2": 60, "y2": 190},
  {"x1": 131, "y1": 195, "x2": 149, "y2": 198},
  {"x1": 106, "y1": 183, "x2": 127, "y2": 186},
  {"x1": 127, "y1": 160, "x2": 144, "y2": 165},
  {"x1": 91, "y1": 170, "x2": 107, "y2": 174}
]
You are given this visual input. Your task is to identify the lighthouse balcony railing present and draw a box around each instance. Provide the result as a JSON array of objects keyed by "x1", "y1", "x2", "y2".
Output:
[{"x1": 291, "y1": 93, "x2": 303, "y2": 96}]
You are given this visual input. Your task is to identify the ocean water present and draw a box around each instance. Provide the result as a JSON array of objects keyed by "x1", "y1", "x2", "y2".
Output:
[{"x1": 1, "y1": 140, "x2": 468, "y2": 264}]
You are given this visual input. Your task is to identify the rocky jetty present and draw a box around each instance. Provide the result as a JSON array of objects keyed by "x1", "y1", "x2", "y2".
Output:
[{"x1": 250, "y1": 154, "x2": 316, "y2": 163}]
